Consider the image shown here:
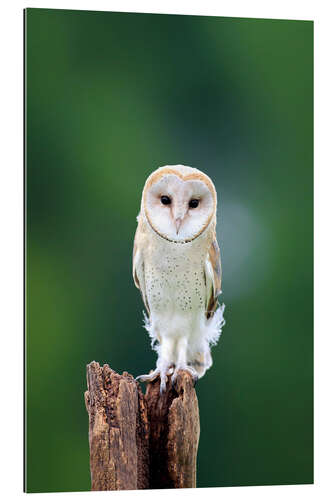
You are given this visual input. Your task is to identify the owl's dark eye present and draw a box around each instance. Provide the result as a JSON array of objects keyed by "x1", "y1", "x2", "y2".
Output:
[
  {"x1": 189, "y1": 199, "x2": 199, "y2": 209},
  {"x1": 161, "y1": 195, "x2": 171, "y2": 205}
]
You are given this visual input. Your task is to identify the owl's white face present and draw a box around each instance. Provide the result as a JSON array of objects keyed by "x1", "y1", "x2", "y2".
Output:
[{"x1": 143, "y1": 167, "x2": 216, "y2": 243}]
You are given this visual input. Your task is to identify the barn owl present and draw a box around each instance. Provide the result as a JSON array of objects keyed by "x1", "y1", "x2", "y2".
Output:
[{"x1": 133, "y1": 165, "x2": 225, "y2": 392}]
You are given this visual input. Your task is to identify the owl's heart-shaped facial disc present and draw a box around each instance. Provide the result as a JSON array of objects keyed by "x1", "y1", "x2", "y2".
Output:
[{"x1": 143, "y1": 166, "x2": 216, "y2": 243}]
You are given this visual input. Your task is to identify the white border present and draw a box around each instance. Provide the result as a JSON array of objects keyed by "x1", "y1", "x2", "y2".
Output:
[{"x1": 1, "y1": 1, "x2": 332, "y2": 499}]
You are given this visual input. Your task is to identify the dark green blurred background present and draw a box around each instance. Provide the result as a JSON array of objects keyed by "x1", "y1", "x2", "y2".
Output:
[{"x1": 25, "y1": 8, "x2": 313, "y2": 493}]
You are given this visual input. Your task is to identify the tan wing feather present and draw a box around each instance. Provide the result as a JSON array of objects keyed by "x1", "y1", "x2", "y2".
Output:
[
  {"x1": 205, "y1": 235, "x2": 222, "y2": 319},
  {"x1": 133, "y1": 224, "x2": 150, "y2": 315}
]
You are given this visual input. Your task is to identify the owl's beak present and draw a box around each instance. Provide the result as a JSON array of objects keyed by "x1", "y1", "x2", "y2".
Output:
[{"x1": 175, "y1": 217, "x2": 182, "y2": 234}]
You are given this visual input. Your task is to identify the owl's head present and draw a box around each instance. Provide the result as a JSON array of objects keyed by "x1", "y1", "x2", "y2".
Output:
[{"x1": 141, "y1": 165, "x2": 217, "y2": 243}]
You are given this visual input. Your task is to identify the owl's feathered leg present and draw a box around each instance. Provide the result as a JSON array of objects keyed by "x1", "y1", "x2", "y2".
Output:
[
  {"x1": 157, "y1": 337, "x2": 176, "y2": 392},
  {"x1": 171, "y1": 337, "x2": 199, "y2": 385},
  {"x1": 136, "y1": 337, "x2": 175, "y2": 392}
]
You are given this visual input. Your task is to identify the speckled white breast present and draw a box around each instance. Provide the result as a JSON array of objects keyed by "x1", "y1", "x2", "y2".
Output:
[{"x1": 143, "y1": 232, "x2": 209, "y2": 339}]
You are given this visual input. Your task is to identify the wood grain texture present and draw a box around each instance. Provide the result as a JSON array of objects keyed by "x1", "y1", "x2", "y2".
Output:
[
  {"x1": 84, "y1": 362, "x2": 149, "y2": 490},
  {"x1": 146, "y1": 370, "x2": 200, "y2": 489},
  {"x1": 85, "y1": 362, "x2": 200, "y2": 490}
]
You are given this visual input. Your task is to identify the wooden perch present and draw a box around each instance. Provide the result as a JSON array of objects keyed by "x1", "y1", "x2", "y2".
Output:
[{"x1": 84, "y1": 361, "x2": 200, "y2": 490}]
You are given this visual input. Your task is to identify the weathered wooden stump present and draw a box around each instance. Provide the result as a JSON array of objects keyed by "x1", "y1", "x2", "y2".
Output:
[{"x1": 84, "y1": 361, "x2": 200, "y2": 490}]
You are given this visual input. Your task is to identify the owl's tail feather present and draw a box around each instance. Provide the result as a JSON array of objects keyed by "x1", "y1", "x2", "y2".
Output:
[{"x1": 205, "y1": 303, "x2": 226, "y2": 346}]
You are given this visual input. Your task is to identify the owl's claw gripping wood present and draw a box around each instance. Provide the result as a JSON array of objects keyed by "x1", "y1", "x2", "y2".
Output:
[
  {"x1": 171, "y1": 365, "x2": 199, "y2": 386},
  {"x1": 136, "y1": 368, "x2": 160, "y2": 383},
  {"x1": 136, "y1": 367, "x2": 174, "y2": 387},
  {"x1": 159, "y1": 375, "x2": 167, "y2": 394}
]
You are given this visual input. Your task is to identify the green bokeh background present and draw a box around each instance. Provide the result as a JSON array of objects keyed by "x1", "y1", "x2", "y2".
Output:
[{"x1": 25, "y1": 8, "x2": 313, "y2": 493}]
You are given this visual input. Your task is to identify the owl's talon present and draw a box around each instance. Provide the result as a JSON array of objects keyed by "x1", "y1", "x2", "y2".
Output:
[
  {"x1": 136, "y1": 368, "x2": 160, "y2": 383},
  {"x1": 171, "y1": 365, "x2": 199, "y2": 386},
  {"x1": 171, "y1": 371, "x2": 178, "y2": 386}
]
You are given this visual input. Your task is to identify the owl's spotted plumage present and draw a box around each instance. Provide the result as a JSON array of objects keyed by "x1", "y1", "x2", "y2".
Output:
[{"x1": 133, "y1": 165, "x2": 225, "y2": 391}]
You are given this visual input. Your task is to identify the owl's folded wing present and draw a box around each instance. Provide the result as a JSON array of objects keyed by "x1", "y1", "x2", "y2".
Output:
[
  {"x1": 133, "y1": 228, "x2": 150, "y2": 315},
  {"x1": 204, "y1": 236, "x2": 222, "y2": 319}
]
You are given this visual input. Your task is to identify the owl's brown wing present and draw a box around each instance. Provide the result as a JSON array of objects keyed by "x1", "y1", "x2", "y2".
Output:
[
  {"x1": 204, "y1": 235, "x2": 222, "y2": 319},
  {"x1": 133, "y1": 226, "x2": 150, "y2": 316}
]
